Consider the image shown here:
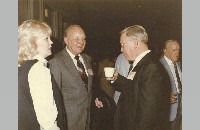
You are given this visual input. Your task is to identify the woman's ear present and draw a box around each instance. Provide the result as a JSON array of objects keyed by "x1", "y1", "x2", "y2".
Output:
[{"x1": 33, "y1": 40, "x2": 38, "y2": 50}]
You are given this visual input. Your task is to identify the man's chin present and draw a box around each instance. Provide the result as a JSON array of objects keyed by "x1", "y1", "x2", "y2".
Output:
[
  {"x1": 124, "y1": 54, "x2": 129, "y2": 60},
  {"x1": 76, "y1": 49, "x2": 84, "y2": 54}
]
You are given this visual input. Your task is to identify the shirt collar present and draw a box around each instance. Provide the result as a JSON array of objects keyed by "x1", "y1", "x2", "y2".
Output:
[
  {"x1": 164, "y1": 55, "x2": 173, "y2": 65},
  {"x1": 33, "y1": 55, "x2": 48, "y2": 66},
  {"x1": 133, "y1": 50, "x2": 151, "y2": 67},
  {"x1": 66, "y1": 47, "x2": 81, "y2": 59}
]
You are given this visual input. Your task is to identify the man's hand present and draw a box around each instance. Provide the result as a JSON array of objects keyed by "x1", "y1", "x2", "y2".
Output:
[
  {"x1": 95, "y1": 98, "x2": 103, "y2": 108},
  {"x1": 170, "y1": 93, "x2": 177, "y2": 104}
]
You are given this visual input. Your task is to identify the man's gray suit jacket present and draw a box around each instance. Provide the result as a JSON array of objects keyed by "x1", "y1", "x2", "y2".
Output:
[{"x1": 49, "y1": 49, "x2": 93, "y2": 130}]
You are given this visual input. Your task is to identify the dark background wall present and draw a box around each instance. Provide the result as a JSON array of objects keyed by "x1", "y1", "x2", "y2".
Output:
[
  {"x1": 50, "y1": 0, "x2": 181, "y2": 63},
  {"x1": 19, "y1": 0, "x2": 182, "y2": 63}
]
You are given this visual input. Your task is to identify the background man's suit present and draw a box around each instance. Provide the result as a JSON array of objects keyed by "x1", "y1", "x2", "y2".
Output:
[
  {"x1": 160, "y1": 57, "x2": 182, "y2": 122},
  {"x1": 49, "y1": 49, "x2": 93, "y2": 130}
]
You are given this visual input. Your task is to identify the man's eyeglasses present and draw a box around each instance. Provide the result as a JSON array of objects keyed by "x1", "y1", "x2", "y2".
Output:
[{"x1": 120, "y1": 37, "x2": 137, "y2": 46}]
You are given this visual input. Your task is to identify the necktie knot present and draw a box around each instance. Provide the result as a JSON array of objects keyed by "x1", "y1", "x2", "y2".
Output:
[
  {"x1": 75, "y1": 56, "x2": 85, "y2": 72},
  {"x1": 173, "y1": 62, "x2": 177, "y2": 66},
  {"x1": 75, "y1": 55, "x2": 80, "y2": 61},
  {"x1": 74, "y1": 55, "x2": 88, "y2": 91},
  {"x1": 128, "y1": 60, "x2": 134, "y2": 64},
  {"x1": 128, "y1": 60, "x2": 134, "y2": 75}
]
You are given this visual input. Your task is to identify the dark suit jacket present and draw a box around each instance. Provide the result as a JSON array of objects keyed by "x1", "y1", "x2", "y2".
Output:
[
  {"x1": 113, "y1": 52, "x2": 170, "y2": 130},
  {"x1": 49, "y1": 49, "x2": 93, "y2": 130}
]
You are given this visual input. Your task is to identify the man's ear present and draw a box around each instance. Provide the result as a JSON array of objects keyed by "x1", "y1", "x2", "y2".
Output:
[
  {"x1": 64, "y1": 37, "x2": 68, "y2": 45},
  {"x1": 163, "y1": 49, "x2": 167, "y2": 54},
  {"x1": 134, "y1": 39, "x2": 139, "y2": 49},
  {"x1": 135, "y1": 40, "x2": 139, "y2": 46}
]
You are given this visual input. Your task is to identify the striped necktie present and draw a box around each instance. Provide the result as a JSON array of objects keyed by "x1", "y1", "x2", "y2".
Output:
[
  {"x1": 75, "y1": 55, "x2": 88, "y2": 90},
  {"x1": 174, "y1": 62, "x2": 182, "y2": 94},
  {"x1": 128, "y1": 60, "x2": 134, "y2": 74}
]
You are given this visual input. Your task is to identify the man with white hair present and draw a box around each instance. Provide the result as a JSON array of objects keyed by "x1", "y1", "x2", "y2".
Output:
[{"x1": 112, "y1": 25, "x2": 170, "y2": 130}]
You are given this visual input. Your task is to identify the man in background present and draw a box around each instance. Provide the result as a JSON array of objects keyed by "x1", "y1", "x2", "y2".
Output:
[{"x1": 160, "y1": 40, "x2": 182, "y2": 130}]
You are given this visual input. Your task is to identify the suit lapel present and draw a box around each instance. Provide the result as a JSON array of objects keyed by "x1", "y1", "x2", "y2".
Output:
[
  {"x1": 160, "y1": 57, "x2": 178, "y2": 93},
  {"x1": 60, "y1": 49, "x2": 79, "y2": 77},
  {"x1": 132, "y1": 52, "x2": 152, "y2": 72},
  {"x1": 60, "y1": 49, "x2": 92, "y2": 92},
  {"x1": 80, "y1": 54, "x2": 93, "y2": 92},
  {"x1": 81, "y1": 54, "x2": 89, "y2": 73},
  {"x1": 160, "y1": 57, "x2": 175, "y2": 80},
  {"x1": 160, "y1": 57, "x2": 172, "y2": 74}
]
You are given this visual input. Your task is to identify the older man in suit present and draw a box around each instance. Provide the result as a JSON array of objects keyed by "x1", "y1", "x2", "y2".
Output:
[
  {"x1": 160, "y1": 40, "x2": 182, "y2": 130},
  {"x1": 49, "y1": 25, "x2": 94, "y2": 130},
  {"x1": 107, "y1": 25, "x2": 170, "y2": 130}
]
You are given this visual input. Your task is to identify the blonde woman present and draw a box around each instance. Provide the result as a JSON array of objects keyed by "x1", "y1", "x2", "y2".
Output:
[{"x1": 18, "y1": 20, "x2": 67, "y2": 130}]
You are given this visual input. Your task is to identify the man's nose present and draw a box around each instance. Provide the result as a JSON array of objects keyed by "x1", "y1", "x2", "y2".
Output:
[{"x1": 76, "y1": 39, "x2": 85, "y2": 45}]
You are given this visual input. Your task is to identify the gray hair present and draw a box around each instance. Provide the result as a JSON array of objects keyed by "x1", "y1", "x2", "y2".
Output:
[
  {"x1": 64, "y1": 24, "x2": 84, "y2": 37},
  {"x1": 163, "y1": 39, "x2": 179, "y2": 49},
  {"x1": 120, "y1": 25, "x2": 148, "y2": 43}
]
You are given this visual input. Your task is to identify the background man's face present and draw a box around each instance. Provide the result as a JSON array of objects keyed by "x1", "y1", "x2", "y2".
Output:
[{"x1": 164, "y1": 41, "x2": 180, "y2": 62}]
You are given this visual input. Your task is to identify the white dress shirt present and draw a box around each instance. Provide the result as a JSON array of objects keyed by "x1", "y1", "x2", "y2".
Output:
[
  {"x1": 66, "y1": 47, "x2": 88, "y2": 76},
  {"x1": 129, "y1": 50, "x2": 151, "y2": 73},
  {"x1": 164, "y1": 55, "x2": 182, "y2": 93},
  {"x1": 28, "y1": 55, "x2": 60, "y2": 130}
]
